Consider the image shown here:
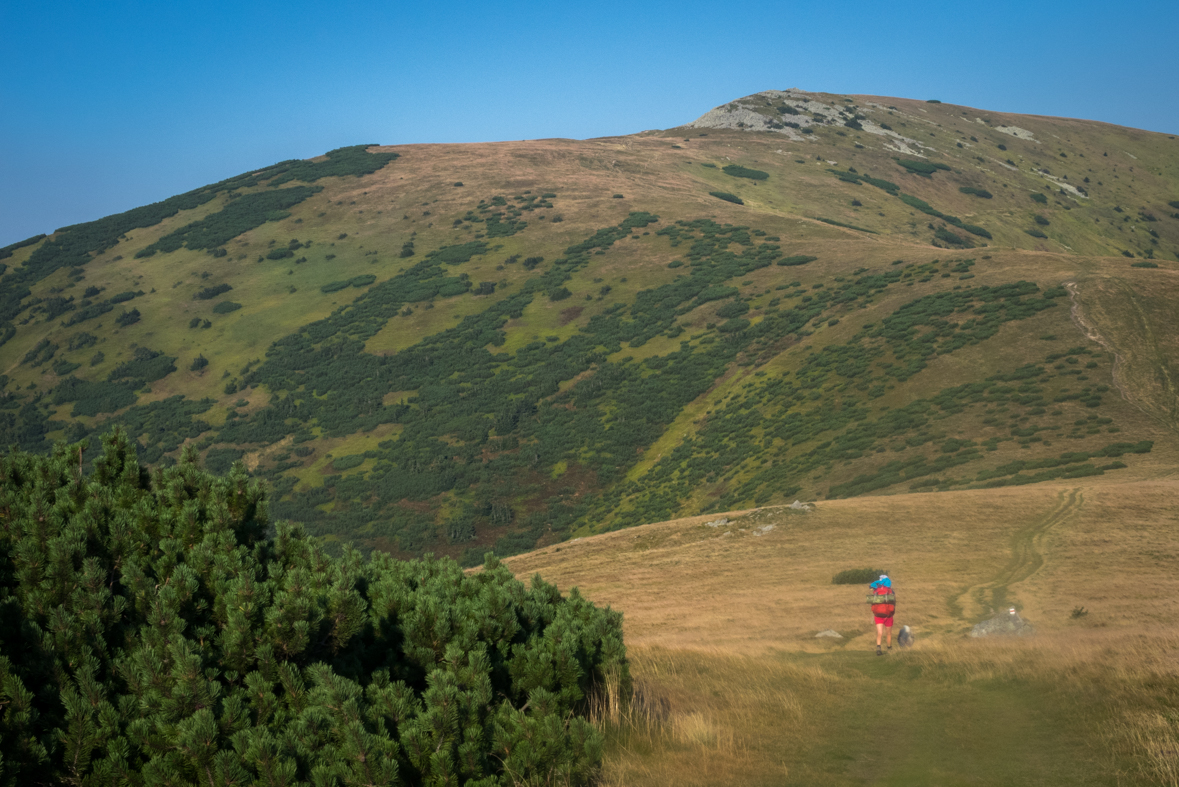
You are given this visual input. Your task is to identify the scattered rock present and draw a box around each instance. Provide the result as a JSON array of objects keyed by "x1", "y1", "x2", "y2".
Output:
[
  {"x1": 815, "y1": 629, "x2": 843, "y2": 639},
  {"x1": 705, "y1": 518, "x2": 729, "y2": 528},
  {"x1": 995, "y1": 125, "x2": 1038, "y2": 142},
  {"x1": 789, "y1": 500, "x2": 813, "y2": 511},
  {"x1": 970, "y1": 609, "x2": 1035, "y2": 638},
  {"x1": 752, "y1": 524, "x2": 774, "y2": 536}
]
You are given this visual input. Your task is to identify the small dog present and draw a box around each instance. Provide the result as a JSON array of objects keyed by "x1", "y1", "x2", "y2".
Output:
[{"x1": 897, "y1": 625, "x2": 914, "y2": 648}]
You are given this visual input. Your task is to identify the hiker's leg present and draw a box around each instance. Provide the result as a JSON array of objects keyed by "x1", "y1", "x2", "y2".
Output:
[
  {"x1": 886, "y1": 624, "x2": 893, "y2": 647},
  {"x1": 875, "y1": 622, "x2": 884, "y2": 647}
]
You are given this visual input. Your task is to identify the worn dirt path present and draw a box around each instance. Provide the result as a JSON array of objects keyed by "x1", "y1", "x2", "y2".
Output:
[{"x1": 948, "y1": 487, "x2": 1083, "y2": 624}]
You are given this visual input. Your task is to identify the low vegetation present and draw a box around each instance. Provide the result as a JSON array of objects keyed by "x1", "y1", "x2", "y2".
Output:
[{"x1": 0, "y1": 433, "x2": 625, "y2": 786}]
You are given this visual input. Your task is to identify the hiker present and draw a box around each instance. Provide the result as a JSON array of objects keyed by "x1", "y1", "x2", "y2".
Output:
[{"x1": 868, "y1": 574, "x2": 896, "y2": 655}]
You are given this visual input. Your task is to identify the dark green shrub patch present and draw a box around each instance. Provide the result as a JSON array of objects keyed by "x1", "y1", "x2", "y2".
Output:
[
  {"x1": 816, "y1": 218, "x2": 877, "y2": 233},
  {"x1": 895, "y1": 159, "x2": 950, "y2": 178},
  {"x1": 1, "y1": 168, "x2": 270, "y2": 327},
  {"x1": 52, "y1": 376, "x2": 138, "y2": 416},
  {"x1": 778, "y1": 255, "x2": 818, "y2": 266},
  {"x1": 267, "y1": 144, "x2": 399, "y2": 185},
  {"x1": 710, "y1": 191, "x2": 744, "y2": 205},
  {"x1": 716, "y1": 300, "x2": 750, "y2": 319},
  {"x1": 108, "y1": 347, "x2": 176, "y2": 384},
  {"x1": 429, "y1": 241, "x2": 490, "y2": 264},
  {"x1": 860, "y1": 175, "x2": 900, "y2": 194},
  {"x1": 934, "y1": 227, "x2": 971, "y2": 247},
  {"x1": 0, "y1": 233, "x2": 46, "y2": 260},
  {"x1": 1030, "y1": 192, "x2": 1048, "y2": 204},
  {"x1": 722, "y1": 164, "x2": 769, "y2": 181},
  {"x1": 332, "y1": 453, "x2": 365, "y2": 471},
  {"x1": 21, "y1": 339, "x2": 57, "y2": 367},
  {"x1": 832, "y1": 568, "x2": 888, "y2": 585},
  {"x1": 0, "y1": 432, "x2": 627, "y2": 785},
  {"x1": 212, "y1": 300, "x2": 242, "y2": 314},
  {"x1": 1131, "y1": 261, "x2": 1159, "y2": 268},
  {"x1": 51, "y1": 359, "x2": 80, "y2": 376},
  {"x1": 114, "y1": 309, "x2": 140, "y2": 327},
  {"x1": 959, "y1": 186, "x2": 993, "y2": 198},
  {"x1": 204, "y1": 445, "x2": 245, "y2": 472},
  {"x1": 717, "y1": 318, "x2": 751, "y2": 333},
  {"x1": 195, "y1": 283, "x2": 233, "y2": 300},
  {"x1": 67, "y1": 332, "x2": 97, "y2": 351},
  {"x1": 139, "y1": 186, "x2": 322, "y2": 256}
]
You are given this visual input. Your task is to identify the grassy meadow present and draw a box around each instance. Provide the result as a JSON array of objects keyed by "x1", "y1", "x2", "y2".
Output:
[{"x1": 503, "y1": 480, "x2": 1179, "y2": 785}]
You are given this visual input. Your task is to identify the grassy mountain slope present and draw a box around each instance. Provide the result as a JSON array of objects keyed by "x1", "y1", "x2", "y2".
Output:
[{"x1": 1, "y1": 89, "x2": 1177, "y2": 562}]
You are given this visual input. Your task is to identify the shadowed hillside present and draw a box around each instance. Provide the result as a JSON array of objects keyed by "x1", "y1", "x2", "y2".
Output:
[{"x1": 1, "y1": 89, "x2": 1177, "y2": 561}]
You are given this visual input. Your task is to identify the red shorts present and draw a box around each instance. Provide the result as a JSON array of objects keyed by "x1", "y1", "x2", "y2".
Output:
[{"x1": 874, "y1": 616, "x2": 894, "y2": 627}]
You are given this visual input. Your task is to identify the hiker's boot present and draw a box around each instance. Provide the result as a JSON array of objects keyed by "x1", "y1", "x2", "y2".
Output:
[{"x1": 876, "y1": 646, "x2": 883, "y2": 656}]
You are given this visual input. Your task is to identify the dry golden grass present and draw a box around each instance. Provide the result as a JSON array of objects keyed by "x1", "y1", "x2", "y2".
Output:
[
  {"x1": 508, "y1": 481, "x2": 1179, "y2": 646},
  {"x1": 505, "y1": 480, "x2": 1179, "y2": 784}
]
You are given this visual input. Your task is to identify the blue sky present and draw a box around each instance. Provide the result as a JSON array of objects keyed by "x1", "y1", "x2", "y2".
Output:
[{"x1": 3, "y1": 0, "x2": 1176, "y2": 246}]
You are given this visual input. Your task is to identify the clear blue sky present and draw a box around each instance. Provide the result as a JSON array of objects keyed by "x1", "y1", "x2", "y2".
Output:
[{"x1": 3, "y1": 0, "x2": 1176, "y2": 246}]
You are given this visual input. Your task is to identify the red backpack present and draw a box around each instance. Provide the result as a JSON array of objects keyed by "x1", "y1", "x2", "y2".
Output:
[{"x1": 868, "y1": 585, "x2": 896, "y2": 618}]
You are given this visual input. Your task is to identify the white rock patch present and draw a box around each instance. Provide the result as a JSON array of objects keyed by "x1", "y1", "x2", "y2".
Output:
[{"x1": 996, "y1": 125, "x2": 1038, "y2": 142}]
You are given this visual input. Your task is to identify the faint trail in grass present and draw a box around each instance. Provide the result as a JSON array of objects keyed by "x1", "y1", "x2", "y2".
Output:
[
  {"x1": 1067, "y1": 280, "x2": 1132, "y2": 406},
  {"x1": 1067, "y1": 279, "x2": 1179, "y2": 431},
  {"x1": 948, "y1": 487, "x2": 1083, "y2": 623}
]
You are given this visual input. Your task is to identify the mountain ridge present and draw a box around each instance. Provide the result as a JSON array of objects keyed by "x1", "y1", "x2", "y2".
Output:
[{"x1": 1, "y1": 88, "x2": 1176, "y2": 561}]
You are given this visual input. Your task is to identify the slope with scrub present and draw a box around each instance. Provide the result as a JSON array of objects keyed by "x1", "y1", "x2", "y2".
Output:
[{"x1": 0, "y1": 90, "x2": 1177, "y2": 561}]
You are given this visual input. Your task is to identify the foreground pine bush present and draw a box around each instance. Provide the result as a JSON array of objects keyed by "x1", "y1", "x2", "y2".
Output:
[{"x1": 0, "y1": 431, "x2": 627, "y2": 786}]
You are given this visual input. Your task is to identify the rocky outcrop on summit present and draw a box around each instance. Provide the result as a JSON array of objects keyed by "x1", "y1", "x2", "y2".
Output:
[{"x1": 686, "y1": 89, "x2": 931, "y2": 157}]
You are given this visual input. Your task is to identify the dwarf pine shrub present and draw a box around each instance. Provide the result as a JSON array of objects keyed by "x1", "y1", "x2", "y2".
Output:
[
  {"x1": 710, "y1": 191, "x2": 744, "y2": 205},
  {"x1": 722, "y1": 164, "x2": 769, "y2": 181},
  {"x1": 832, "y1": 568, "x2": 888, "y2": 584},
  {"x1": 0, "y1": 432, "x2": 627, "y2": 786}
]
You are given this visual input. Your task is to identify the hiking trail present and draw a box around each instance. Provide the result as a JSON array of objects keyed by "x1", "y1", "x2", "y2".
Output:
[{"x1": 948, "y1": 487, "x2": 1083, "y2": 623}]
